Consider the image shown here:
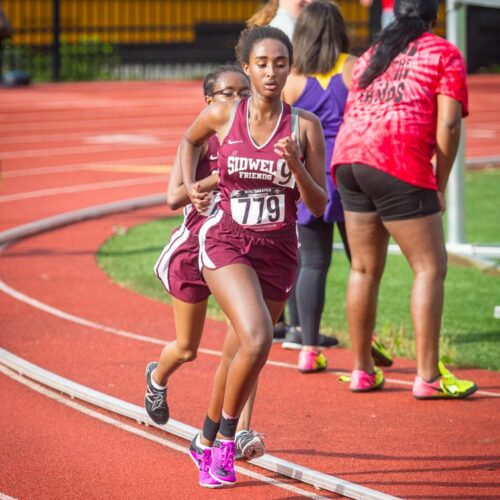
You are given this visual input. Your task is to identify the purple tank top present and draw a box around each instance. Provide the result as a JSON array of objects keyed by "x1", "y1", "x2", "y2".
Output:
[
  {"x1": 294, "y1": 54, "x2": 349, "y2": 224},
  {"x1": 217, "y1": 98, "x2": 300, "y2": 231},
  {"x1": 183, "y1": 135, "x2": 220, "y2": 234}
]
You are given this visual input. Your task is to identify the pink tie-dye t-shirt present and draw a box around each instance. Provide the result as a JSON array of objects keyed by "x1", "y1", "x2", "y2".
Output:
[{"x1": 332, "y1": 32, "x2": 468, "y2": 190}]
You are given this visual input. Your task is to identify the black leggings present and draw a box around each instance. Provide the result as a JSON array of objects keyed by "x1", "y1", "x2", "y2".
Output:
[{"x1": 288, "y1": 219, "x2": 350, "y2": 346}]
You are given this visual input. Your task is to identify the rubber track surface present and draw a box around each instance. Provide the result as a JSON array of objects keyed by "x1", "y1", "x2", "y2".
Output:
[{"x1": 1, "y1": 79, "x2": 499, "y2": 500}]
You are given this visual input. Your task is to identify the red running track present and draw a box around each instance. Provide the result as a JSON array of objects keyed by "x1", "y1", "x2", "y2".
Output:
[{"x1": 1, "y1": 79, "x2": 499, "y2": 500}]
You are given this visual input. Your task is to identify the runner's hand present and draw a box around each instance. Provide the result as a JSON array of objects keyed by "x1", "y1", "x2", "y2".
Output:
[
  {"x1": 273, "y1": 133, "x2": 302, "y2": 173},
  {"x1": 188, "y1": 182, "x2": 211, "y2": 213}
]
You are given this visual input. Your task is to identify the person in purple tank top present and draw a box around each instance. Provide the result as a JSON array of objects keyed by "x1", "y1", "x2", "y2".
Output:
[
  {"x1": 280, "y1": 0, "x2": 355, "y2": 371},
  {"x1": 281, "y1": 0, "x2": 394, "y2": 372},
  {"x1": 180, "y1": 26, "x2": 327, "y2": 486}
]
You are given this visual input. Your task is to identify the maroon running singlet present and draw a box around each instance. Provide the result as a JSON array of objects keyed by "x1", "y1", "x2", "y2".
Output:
[{"x1": 199, "y1": 98, "x2": 300, "y2": 301}]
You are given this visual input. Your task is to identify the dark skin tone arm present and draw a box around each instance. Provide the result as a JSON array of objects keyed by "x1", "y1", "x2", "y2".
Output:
[
  {"x1": 435, "y1": 94, "x2": 463, "y2": 212},
  {"x1": 179, "y1": 101, "x2": 233, "y2": 204},
  {"x1": 274, "y1": 109, "x2": 327, "y2": 217},
  {"x1": 166, "y1": 144, "x2": 219, "y2": 211}
]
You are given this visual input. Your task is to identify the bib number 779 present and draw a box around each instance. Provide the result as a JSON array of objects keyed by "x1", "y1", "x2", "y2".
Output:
[{"x1": 230, "y1": 189, "x2": 285, "y2": 227}]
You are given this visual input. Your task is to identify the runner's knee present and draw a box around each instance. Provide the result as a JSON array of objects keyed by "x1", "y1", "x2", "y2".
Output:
[
  {"x1": 238, "y1": 326, "x2": 272, "y2": 361},
  {"x1": 351, "y1": 258, "x2": 385, "y2": 282},
  {"x1": 174, "y1": 343, "x2": 198, "y2": 363}
]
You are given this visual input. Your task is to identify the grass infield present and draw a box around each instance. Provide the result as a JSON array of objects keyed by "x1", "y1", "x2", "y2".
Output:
[{"x1": 97, "y1": 168, "x2": 500, "y2": 370}]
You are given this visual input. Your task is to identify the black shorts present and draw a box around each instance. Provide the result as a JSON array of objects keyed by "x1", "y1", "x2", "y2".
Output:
[{"x1": 335, "y1": 163, "x2": 440, "y2": 221}]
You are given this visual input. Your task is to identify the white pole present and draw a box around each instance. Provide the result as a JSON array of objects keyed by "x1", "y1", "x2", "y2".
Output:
[{"x1": 446, "y1": 0, "x2": 467, "y2": 244}]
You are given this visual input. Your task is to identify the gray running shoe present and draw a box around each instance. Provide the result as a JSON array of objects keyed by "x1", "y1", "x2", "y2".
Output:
[
  {"x1": 144, "y1": 362, "x2": 169, "y2": 425},
  {"x1": 235, "y1": 429, "x2": 265, "y2": 460},
  {"x1": 282, "y1": 326, "x2": 339, "y2": 350}
]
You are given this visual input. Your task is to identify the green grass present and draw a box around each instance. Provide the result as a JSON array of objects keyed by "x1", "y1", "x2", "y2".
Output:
[
  {"x1": 97, "y1": 169, "x2": 500, "y2": 371},
  {"x1": 463, "y1": 168, "x2": 500, "y2": 244}
]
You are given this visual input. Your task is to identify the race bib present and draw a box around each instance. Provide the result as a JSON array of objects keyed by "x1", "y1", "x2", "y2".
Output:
[{"x1": 230, "y1": 188, "x2": 285, "y2": 228}]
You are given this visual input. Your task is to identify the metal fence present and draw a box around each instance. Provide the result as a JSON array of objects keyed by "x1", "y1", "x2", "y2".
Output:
[{"x1": 0, "y1": 0, "x2": 445, "y2": 82}]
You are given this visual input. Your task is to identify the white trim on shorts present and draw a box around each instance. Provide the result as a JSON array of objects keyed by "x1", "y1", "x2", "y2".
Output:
[
  {"x1": 198, "y1": 209, "x2": 224, "y2": 271},
  {"x1": 154, "y1": 225, "x2": 190, "y2": 292}
]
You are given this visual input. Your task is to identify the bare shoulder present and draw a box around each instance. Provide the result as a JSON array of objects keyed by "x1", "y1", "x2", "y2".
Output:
[
  {"x1": 296, "y1": 108, "x2": 321, "y2": 129},
  {"x1": 205, "y1": 100, "x2": 235, "y2": 123},
  {"x1": 344, "y1": 54, "x2": 358, "y2": 71},
  {"x1": 342, "y1": 54, "x2": 358, "y2": 89},
  {"x1": 295, "y1": 108, "x2": 323, "y2": 147},
  {"x1": 282, "y1": 72, "x2": 307, "y2": 105}
]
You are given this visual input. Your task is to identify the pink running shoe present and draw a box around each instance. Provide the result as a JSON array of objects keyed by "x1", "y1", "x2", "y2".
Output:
[
  {"x1": 298, "y1": 350, "x2": 327, "y2": 373},
  {"x1": 413, "y1": 361, "x2": 477, "y2": 400},
  {"x1": 189, "y1": 434, "x2": 223, "y2": 488},
  {"x1": 349, "y1": 367, "x2": 385, "y2": 392},
  {"x1": 209, "y1": 439, "x2": 237, "y2": 484}
]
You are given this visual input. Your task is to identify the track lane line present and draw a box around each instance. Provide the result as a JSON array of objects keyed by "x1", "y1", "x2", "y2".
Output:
[
  {"x1": 2, "y1": 156, "x2": 172, "y2": 178},
  {"x1": 0, "y1": 176, "x2": 168, "y2": 203}
]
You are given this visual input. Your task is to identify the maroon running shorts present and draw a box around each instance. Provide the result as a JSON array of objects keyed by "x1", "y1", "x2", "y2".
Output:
[
  {"x1": 198, "y1": 210, "x2": 298, "y2": 302},
  {"x1": 154, "y1": 225, "x2": 210, "y2": 304}
]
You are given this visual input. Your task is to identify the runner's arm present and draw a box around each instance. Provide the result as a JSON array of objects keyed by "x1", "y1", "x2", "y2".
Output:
[
  {"x1": 435, "y1": 95, "x2": 462, "y2": 204},
  {"x1": 180, "y1": 102, "x2": 229, "y2": 201},
  {"x1": 273, "y1": 110, "x2": 327, "y2": 217},
  {"x1": 167, "y1": 145, "x2": 215, "y2": 210}
]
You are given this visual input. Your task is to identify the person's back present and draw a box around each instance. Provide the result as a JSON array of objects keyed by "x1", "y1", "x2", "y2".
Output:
[
  {"x1": 293, "y1": 54, "x2": 350, "y2": 168},
  {"x1": 334, "y1": 31, "x2": 468, "y2": 190},
  {"x1": 283, "y1": 0, "x2": 355, "y2": 224},
  {"x1": 280, "y1": 0, "x2": 358, "y2": 372},
  {"x1": 331, "y1": 0, "x2": 476, "y2": 400}
]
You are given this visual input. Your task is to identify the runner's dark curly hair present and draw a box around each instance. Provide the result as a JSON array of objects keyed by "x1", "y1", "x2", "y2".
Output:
[{"x1": 236, "y1": 25, "x2": 293, "y2": 66}]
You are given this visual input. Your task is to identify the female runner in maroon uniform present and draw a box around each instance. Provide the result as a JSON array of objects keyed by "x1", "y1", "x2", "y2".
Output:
[
  {"x1": 143, "y1": 67, "x2": 269, "y2": 486},
  {"x1": 180, "y1": 26, "x2": 327, "y2": 486}
]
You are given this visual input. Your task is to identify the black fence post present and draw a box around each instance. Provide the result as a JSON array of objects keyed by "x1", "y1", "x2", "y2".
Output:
[{"x1": 52, "y1": 0, "x2": 61, "y2": 81}]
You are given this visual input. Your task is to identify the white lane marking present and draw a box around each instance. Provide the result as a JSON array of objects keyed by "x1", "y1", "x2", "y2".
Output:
[
  {"x1": 0, "y1": 128, "x2": 182, "y2": 146},
  {"x1": 0, "y1": 365, "x2": 329, "y2": 500},
  {"x1": 0, "y1": 279, "x2": 498, "y2": 398},
  {"x1": 468, "y1": 128, "x2": 497, "y2": 139},
  {"x1": 0, "y1": 493, "x2": 17, "y2": 500},
  {"x1": 0, "y1": 113, "x2": 196, "y2": 134},
  {"x1": 0, "y1": 142, "x2": 169, "y2": 160},
  {"x1": 2, "y1": 155, "x2": 170, "y2": 178},
  {"x1": 83, "y1": 134, "x2": 162, "y2": 145},
  {"x1": 0, "y1": 176, "x2": 168, "y2": 203}
]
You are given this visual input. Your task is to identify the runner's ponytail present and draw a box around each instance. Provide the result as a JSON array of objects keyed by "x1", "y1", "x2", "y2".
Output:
[{"x1": 359, "y1": 0, "x2": 438, "y2": 88}]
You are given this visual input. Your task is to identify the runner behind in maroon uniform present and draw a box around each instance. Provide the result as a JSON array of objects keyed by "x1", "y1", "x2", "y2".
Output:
[{"x1": 180, "y1": 26, "x2": 327, "y2": 486}]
